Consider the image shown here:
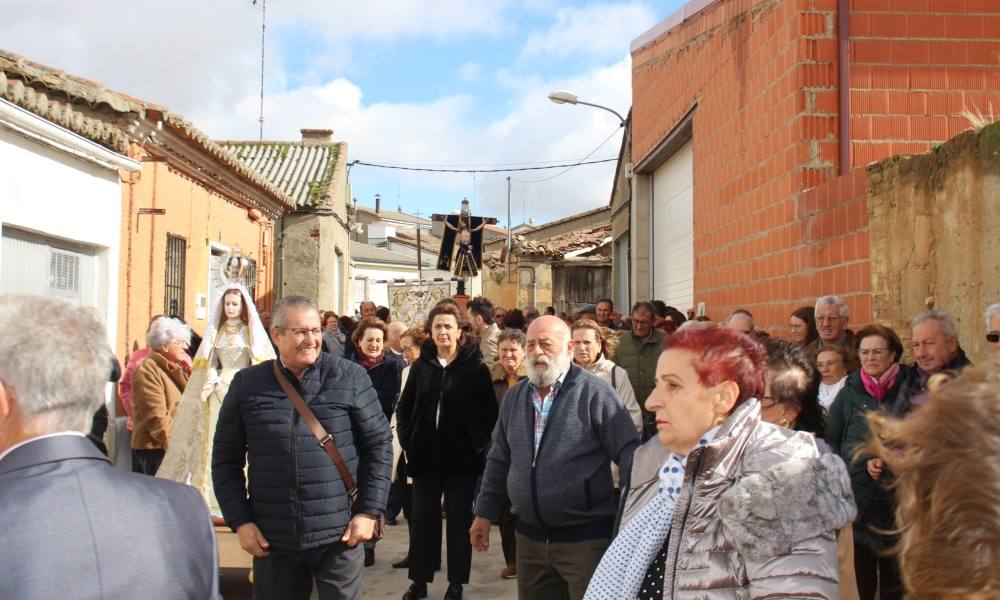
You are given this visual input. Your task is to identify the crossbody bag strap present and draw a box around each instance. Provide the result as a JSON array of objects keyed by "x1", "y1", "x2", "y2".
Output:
[{"x1": 271, "y1": 360, "x2": 357, "y2": 492}]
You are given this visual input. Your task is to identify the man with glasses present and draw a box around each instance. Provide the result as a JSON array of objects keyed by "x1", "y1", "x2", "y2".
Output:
[
  {"x1": 894, "y1": 309, "x2": 972, "y2": 416},
  {"x1": 807, "y1": 295, "x2": 858, "y2": 370},
  {"x1": 213, "y1": 295, "x2": 393, "y2": 600},
  {"x1": 986, "y1": 303, "x2": 1000, "y2": 357}
]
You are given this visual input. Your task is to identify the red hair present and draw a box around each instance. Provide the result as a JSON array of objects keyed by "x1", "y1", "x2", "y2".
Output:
[{"x1": 664, "y1": 325, "x2": 767, "y2": 408}]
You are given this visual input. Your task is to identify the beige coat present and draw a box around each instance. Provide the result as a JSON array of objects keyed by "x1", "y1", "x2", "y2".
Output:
[
  {"x1": 130, "y1": 351, "x2": 188, "y2": 450},
  {"x1": 478, "y1": 322, "x2": 500, "y2": 365},
  {"x1": 619, "y1": 400, "x2": 855, "y2": 599}
]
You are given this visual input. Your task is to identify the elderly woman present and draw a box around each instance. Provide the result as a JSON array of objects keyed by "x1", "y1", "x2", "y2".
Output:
[
  {"x1": 322, "y1": 310, "x2": 346, "y2": 358},
  {"x1": 130, "y1": 317, "x2": 191, "y2": 476},
  {"x1": 571, "y1": 319, "x2": 642, "y2": 433},
  {"x1": 490, "y1": 328, "x2": 528, "y2": 580},
  {"x1": 587, "y1": 325, "x2": 854, "y2": 600},
  {"x1": 865, "y1": 366, "x2": 1000, "y2": 600},
  {"x1": 349, "y1": 315, "x2": 403, "y2": 567},
  {"x1": 388, "y1": 326, "x2": 430, "y2": 563},
  {"x1": 396, "y1": 303, "x2": 498, "y2": 600},
  {"x1": 817, "y1": 345, "x2": 852, "y2": 410},
  {"x1": 825, "y1": 324, "x2": 909, "y2": 600}
]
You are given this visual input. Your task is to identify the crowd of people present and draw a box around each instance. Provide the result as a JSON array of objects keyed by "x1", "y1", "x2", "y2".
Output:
[{"x1": 0, "y1": 289, "x2": 998, "y2": 600}]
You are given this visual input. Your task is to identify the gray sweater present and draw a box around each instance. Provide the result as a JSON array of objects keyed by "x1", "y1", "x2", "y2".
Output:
[{"x1": 474, "y1": 363, "x2": 640, "y2": 542}]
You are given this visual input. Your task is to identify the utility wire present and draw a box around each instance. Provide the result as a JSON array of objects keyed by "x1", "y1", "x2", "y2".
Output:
[
  {"x1": 349, "y1": 157, "x2": 616, "y2": 173},
  {"x1": 511, "y1": 127, "x2": 622, "y2": 184}
]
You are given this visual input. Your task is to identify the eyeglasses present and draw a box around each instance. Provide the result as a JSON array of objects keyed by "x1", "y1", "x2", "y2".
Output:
[
  {"x1": 987, "y1": 333, "x2": 1000, "y2": 343},
  {"x1": 400, "y1": 345, "x2": 415, "y2": 354},
  {"x1": 858, "y1": 348, "x2": 889, "y2": 357},
  {"x1": 280, "y1": 327, "x2": 323, "y2": 339},
  {"x1": 816, "y1": 359, "x2": 843, "y2": 369}
]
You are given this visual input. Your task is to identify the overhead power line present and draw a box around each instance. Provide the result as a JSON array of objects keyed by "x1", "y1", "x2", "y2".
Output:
[{"x1": 349, "y1": 157, "x2": 617, "y2": 174}]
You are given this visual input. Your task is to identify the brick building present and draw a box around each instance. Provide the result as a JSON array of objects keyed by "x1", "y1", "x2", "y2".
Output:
[{"x1": 619, "y1": 0, "x2": 1000, "y2": 330}]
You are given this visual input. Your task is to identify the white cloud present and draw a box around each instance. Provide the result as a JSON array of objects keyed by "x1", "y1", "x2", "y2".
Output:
[
  {"x1": 457, "y1": 61, "x2": 483, "y2": 82},
  {"x1": 520, "y1": 2, "x2": 656, "y2": 62},
  {"x1": 2, "y1": 0, "x2": 645, "y2": 225}
]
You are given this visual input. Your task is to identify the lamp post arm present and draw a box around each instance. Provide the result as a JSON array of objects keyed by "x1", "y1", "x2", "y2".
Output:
[{"x1": 574, "y1": 100, "x2": 626, "y2": 125}]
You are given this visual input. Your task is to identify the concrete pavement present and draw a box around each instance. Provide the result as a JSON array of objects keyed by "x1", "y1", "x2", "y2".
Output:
[{"x1": 219, "y1": 518, "x2": 517, "y2": 599}]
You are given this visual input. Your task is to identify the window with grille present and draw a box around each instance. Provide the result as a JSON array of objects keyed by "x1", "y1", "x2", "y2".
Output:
[
  {"x1": 240, "y1": 257, "x2": 257, "y2": 300},
  {"x1": 49, "y1": 251, "x2": 80, "y2": 294},
  {"x1": 164, "y1": 234, "x2": 186, "y2": 316}
]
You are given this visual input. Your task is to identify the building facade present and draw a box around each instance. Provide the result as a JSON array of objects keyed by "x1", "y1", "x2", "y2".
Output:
[{"x1": 624, "y1": 0, "x2": 1000, "y2": 329}]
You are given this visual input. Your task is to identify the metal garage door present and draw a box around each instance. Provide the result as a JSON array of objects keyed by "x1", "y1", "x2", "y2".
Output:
[
  {"x1": 1, "y1": 226, "x2": 97, "y2": 308},
  {"x1": 651, "y1": 141, "x2": 693, "y2": 311}
]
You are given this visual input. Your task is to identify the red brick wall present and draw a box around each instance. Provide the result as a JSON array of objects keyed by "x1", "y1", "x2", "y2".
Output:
[
  {"x1": 850, "y1": 0, "x2": 1000, "y2": 165},
  {"x1": 631, "y1": 0, "x2": 1000, "y2": 332}
]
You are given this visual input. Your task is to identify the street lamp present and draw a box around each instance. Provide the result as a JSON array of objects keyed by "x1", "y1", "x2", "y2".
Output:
[{"x1": 547, "y1": 89, "x2": 626, "y2": 126}]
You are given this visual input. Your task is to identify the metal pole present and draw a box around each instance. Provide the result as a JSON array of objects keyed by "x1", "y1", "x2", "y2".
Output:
[
  {"x1": 506, "y1": 176, "x2": 512, "y2": 283},
  {"x1": 258, "y1": 0, "x2": 266, "y2": 140},
  {"x1": 417, "y1": 227, "x2": 423, "y2": 282}
]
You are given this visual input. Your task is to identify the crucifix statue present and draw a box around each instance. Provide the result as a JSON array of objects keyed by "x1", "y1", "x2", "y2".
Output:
[{"x1": 433, "y1": 198, "x2": 497, "y2": 295}]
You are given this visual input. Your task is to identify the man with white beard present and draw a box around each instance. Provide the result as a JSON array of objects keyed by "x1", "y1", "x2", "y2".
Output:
[{"x1": 470, "y1": 316, "x2": 640, "y2": 600}]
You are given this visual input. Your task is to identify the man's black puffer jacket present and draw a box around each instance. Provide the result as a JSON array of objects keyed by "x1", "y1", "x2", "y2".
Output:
[
  {"x1": 212, "y1": 354, "x2": 393, "y2": 551},
  {"x1": 396, "y1": 340, "x2": 498, "y2": 478}
]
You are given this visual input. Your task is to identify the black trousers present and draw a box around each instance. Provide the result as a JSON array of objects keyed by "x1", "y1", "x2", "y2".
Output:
[
  {"x1": 252, "y1": 542, "x2": 363, "y2": 600},
  {"x1": 387, "y1": 456, "x2": 413, "y2": 521},
  {"x1": 131, "y1": 449, "x2": 164, "y2": 476},
  {"x1": 854, "y1": 543, "x2": 903, "y2": 600},
  {"x1": 499, "y1": 500, "x2": 517, "y2": 567},
  {"x1": 408, "y1": 474, "x2": 477, "y2": 585}
]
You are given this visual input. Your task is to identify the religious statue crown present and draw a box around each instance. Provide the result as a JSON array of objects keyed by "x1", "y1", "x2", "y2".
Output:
[{"x1": 224, "y1": 247, "x2": 250, "y2": 283}]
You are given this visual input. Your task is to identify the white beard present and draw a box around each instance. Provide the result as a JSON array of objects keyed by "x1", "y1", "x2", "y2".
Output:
[{"x1": 527, "y1": 354, "x2": 563, "y2": 388}]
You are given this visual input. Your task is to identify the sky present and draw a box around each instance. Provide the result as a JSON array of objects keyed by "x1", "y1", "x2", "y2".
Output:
[{"x1": 3, "y1": 0, "x2": 688, "y2": 227}]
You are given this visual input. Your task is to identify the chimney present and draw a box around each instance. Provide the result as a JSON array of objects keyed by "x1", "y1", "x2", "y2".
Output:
[
  {"x1": 375, "y1": 193, "x2": 381, "y2": 214},
  {"x1": 300, "y1": 128, "x2": 333, "y2": 146}
]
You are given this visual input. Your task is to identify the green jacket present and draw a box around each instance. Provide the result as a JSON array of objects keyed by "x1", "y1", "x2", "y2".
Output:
[
  {"x1": 823, "y1": 366, "x2": 910, "y2": 550},
  {"x1": 612, "y1": 329, "x2": 665, "y2": 437}
]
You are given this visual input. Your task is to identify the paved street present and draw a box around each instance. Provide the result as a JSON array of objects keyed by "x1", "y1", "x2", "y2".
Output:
[{"x1": 220, "y1": 519, "x2": 516, "y2": 599}]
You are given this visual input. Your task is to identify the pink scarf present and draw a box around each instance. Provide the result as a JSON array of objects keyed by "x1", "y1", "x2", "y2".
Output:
[
  {"x1": 358, "y1": 350, "x2": 386, "y2": 371},
  {"x1": 860, "y1": 362, "x2": 900, "y2": 401}
]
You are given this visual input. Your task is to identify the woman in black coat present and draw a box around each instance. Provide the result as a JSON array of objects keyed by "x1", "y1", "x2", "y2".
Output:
[
  {"x1": 396, "y1": 303, "x2": 498, "y2": 600},
  {"x1": 350, "y1": 316, "x2": 404, "y2": 566}
]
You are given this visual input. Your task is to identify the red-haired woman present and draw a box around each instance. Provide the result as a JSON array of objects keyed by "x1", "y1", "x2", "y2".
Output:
[{"x1": 586, "y1": 325, "x2": 855, "y2": 600}]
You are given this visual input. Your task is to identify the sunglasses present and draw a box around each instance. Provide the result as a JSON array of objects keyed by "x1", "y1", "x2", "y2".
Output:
[{"x1": 988, "y1": 333, "x2": 1000, "y2": 343}]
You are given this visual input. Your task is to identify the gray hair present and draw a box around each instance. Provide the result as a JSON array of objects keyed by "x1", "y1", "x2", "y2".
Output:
[
  {"x1": 273, "y1": 295, "x2": 320, "y2": 328},
  {"x1": 145, "y1": 317, "x2": 192, "y2": 350},
  {"x1": 724, "y1": 309, "x2": 755, "y2": 328},
  {"x1": 0, "y1": 294, "x2": 113, "y2": 432},
  {"x1": 911, "y1": 309, "x2": 959, "y2": 339},
  {"x1": 986, "y1": 303, "x2": 1000, "y2": 331},
  {"x1": 815, "y1": 295, "x2": 849, "y2": 319}
]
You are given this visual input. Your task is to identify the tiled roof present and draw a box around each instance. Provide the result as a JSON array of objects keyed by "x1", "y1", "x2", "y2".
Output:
[
  {"x1": 0, "y1": 49, "x2": 295, "y2": 210},
  {"x1": 350, "y1": 241, "x2": 450, "y2": 277},
  {"x1": 483, "y1": 225, "x2": 612, "y2": 269},
  {"x1": 218, "y1": 141, "x2": 343, "y2": 208}
]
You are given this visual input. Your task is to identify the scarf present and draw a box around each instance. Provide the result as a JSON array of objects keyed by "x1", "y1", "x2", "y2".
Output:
[
  {"x1": 584, "y1": 426, "x2": 721, "y2": 600},
  {"x1": 860, "y1": 362, "x2": 900, "y2": 401},
  {"x1": 358, "y1": 350, "x2": 386, "y2": 371}
]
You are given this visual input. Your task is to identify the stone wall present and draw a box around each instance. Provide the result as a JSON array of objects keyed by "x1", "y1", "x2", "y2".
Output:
[{"x1": 867, "y1": 123, "x2": 1000, "y2": 364}]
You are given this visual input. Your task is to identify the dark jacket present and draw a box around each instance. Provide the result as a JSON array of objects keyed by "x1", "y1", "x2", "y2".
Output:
[
  {"x1": 474, "y1": 364, "x2": 641, "y2": 543},
  {"x1": 355, "y1": 351, "x2": 404, "y2": 420},
  {"x1": 893, "y1": 347, "x2": 972, "y2": 417},
  {"x1": 491, "y1": 360, "x2": 527, "y2": 406},
  {"x1": 824, "y1": 366, "x2": 910, "y2": 550},
  {"x1": 396, "y1": 340, "x2": 498, "y2": 479},
  {"x1": 1, "y1": 435, "x2": 218, "y2": 600},
  {"x1": 611, "y1": 329, "x2": 665, "y2": 436},
  {"x1": 212, "y1": 354, "x2": 393, "y2": 551}
]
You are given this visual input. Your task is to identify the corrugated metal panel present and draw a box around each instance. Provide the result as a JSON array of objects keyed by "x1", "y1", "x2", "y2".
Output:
[
  {"x1": 1, "y1": 226, "x2": 96, "y2": 307},
  {"x1": 651, "y1": 141, "x2": 694, "y2": 311}
]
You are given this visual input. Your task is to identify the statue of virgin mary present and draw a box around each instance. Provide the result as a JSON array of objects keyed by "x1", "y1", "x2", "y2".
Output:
[{"x1": 157, "y1": 280, "x2": 274, "y2": 513}]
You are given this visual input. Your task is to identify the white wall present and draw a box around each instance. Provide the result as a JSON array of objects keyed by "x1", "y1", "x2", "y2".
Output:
[
  {"x1": 0, "y1": 120, "x2": 126, "y2": 349},
  {"x1": 350, "y1": 262, "x2": 481, "y2": 312}
]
